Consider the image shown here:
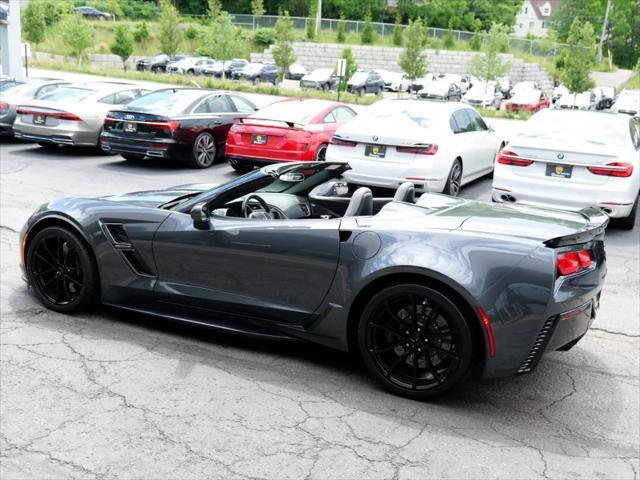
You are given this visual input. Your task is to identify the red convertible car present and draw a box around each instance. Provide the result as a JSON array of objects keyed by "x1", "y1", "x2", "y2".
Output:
[
  {"x1": 505, "y1": 89, "x2": 550, "y2": 113},
  {"x1": 225, "y1": 98, "x2": 357, "y2": 173}
]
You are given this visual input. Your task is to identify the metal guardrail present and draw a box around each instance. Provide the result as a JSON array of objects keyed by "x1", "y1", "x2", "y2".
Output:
[{"x1": 183, "y1": 13, "x2": 568, "y2": 58}]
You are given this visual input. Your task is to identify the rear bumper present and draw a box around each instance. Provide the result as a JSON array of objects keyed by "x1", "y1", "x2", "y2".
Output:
[
  {"x1": 13, "y1": 122, "x2": 98, "y2": 146},
  {"x1": 228, "y1": 155, "x2": 304, "y2": 168},
  {"x1": 100, "y1": 132, "x2": 177, "y2": 159},
  {"x1": 491, "y1": 170, "x2": 638, "y2": 218}
]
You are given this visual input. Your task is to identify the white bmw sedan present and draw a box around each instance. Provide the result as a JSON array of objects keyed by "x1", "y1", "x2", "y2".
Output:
[
  {"x1": 326, "y1": 99, "x2": 503, "y2": 195},
  {"x1": 492, "y1": 109, "x2": 640, "y2": 229}
]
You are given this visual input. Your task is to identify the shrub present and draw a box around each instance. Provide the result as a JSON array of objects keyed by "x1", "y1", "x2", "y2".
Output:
[
  {"x1": 110, "y1": 25, "x2": 133, "y2": 69},
  {"x1": 133, "y1": 22, "x2": 150, "y2": 45},
  {"x1": 61, "y1": 14, "x2": 95, "y2": 64},
  {"x1": 443, "y1": 20, "x2": 456, "y2": 49},
  {"x1": 392, "y1": 14, "x2": 403, "y2": 46},
  {"x1": 254, "y1": 28, "x2": 277, "y2": 46},
  {"x1": 361, "y1": 10, "x2": 376, "y2": 44},
  {"x1": 120, "y1": 0, "x2": 157, "y2": 20},
  {"x1": 336, "y1": 14, "x2": 346, "y2": 43}
]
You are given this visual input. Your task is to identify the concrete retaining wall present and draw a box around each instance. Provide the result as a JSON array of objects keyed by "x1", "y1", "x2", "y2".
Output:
[{"x1": 251, "y1": 42, "x2": 553, "y2": 90}]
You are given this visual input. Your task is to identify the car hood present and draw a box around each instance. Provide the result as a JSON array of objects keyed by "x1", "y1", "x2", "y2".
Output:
[
  {"x1": 99, "y1": 183, "x2": 217, "y2": 208},
  {"x1": 422, "y1": 82, "x2": 450, "y2": 95}
]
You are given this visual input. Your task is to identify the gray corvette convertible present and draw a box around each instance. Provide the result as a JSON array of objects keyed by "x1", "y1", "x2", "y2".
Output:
[{"x1": 20, "y1": 162, "x2": 608, "y2": 399}]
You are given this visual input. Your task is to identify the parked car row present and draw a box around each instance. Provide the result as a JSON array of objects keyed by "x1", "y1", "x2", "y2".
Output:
[{"x1": 2, "y1": 76, "x2": 637, "y2": 230}]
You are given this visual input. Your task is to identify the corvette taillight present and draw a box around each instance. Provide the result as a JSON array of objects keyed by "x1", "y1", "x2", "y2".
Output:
[
  {"x1": 396, "y1": 144, "x2": 438, "y2": 155},
  {"x1": 557, "y1": 250, "x2": 592, "y2": 276},
  {"x1": 330, "y1": 137, "x2": 356, "y2": 147},
  {"x1": 587, "y1": 162, "x2": 633, "y2": 177},
  {"x1": 497, "y1": 150, "x2": 533, "y2": 166},
  {"x1": 0, "y1": 101, "x2": 8, "y2": 112}
]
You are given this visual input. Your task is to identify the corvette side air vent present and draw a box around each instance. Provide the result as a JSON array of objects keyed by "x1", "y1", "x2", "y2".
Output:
[
  {"x1": 105, "y1": 223, "x2": 130, "y2": 244},
  {"x1": 102, "y1": 223, "x2": 154, "y2": 277},
  {"x1": 517, "y1": 316, "x2": 557, "y2": 374}
]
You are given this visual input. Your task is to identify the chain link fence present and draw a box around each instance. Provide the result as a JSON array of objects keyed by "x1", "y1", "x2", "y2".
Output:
[{"x1": 222, "y1": 13, "x2": 567, "y2": 59}]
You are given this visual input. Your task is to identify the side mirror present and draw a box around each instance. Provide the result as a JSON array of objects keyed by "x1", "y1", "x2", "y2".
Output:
[
  {"x1": 190, "y1": 202, "x2": 210, "y2": 230},
  {"x1": 488, "y1": 125, "x2": 496, "y2": 133}
]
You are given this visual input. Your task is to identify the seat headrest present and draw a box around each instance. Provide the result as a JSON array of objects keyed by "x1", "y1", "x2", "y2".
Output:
[
  {"x1": 344, "y1": 187, "x2": 373, "y2": 217},
  {"x1": 394, "y1": 182, "x2": 415, "y2": 203}
]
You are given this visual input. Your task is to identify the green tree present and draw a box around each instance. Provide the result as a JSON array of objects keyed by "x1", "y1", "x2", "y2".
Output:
[
  {"x1": 336, "y1": 14, "x2": 346, "y2": 43},
  {"x1": 185, "y1": 25, "x2": 199, "y2": 51},
  {"x1": 558, "y1": 18, "x2": 596, "y2": 94},
  {"x1": 399, "y1": 18, "x2": 426, "y2": 81},
  {"x1": 306, "y1": 0, "x2": 317, "y2": 40},
  {"x1": 470, "y1": 26, "x2": 482, "y2": 51},
  {"x1": 207, "y1": 0, "x2": 222, "y2": 20},
  {"x1": 110, "y1": 25, "x2": 133, "y2": 69},
  {"x1": 22, "y1": 2, "x2": 47, "y2": 49},
  {"x1": 133, "y1": 22, "x2": 150, "y2": 47},
  {"x1": 159, "y1": 0, "x2": 181, "y2": 57},
  {"x1": 443, "y1": 19, "x2": 456, "y2": 49},
  {"x1": 251, "y1": 0, "x2": 265, "y2": 18},
  {"x1": 272, "y1": 11, "x2": 296, "y2": 82},
  {"x1": 339, "y1": 47, "x2": 358, "y2": 91},
  {"x1": 361, "y1": 9, "x2": 376, "y2": 44},
  {"x1": 198, "y1": 12, "x2": 245, "y2": 73},
  {"x1": 420, "y1": 16, "x2": 429, "y2": 47},
  {"x1": 392, "y1": 13, "x2": 404, "y2": 46},
  {"x1": 61, "y1": 15, "x2": 95, "y2": 65},
  {"x1": 469, "y1": 23, "x2": 511, "y2": 83}
]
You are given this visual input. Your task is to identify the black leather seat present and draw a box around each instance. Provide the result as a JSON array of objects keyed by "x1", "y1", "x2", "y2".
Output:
[
  {"x1": 344, "y1": 187, "x2": 373, "y2": 217},
  {"x1": 394, "y1": 182, "x2": 415, "y2": 203}
]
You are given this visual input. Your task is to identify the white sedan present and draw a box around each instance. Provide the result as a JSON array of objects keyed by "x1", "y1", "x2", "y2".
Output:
[
  {"x1": 326, "y1": 99, "x2": 503, "y2": 196},
  {"x1": 492, "y1": 109, "x2": 639, "y2": 229}
]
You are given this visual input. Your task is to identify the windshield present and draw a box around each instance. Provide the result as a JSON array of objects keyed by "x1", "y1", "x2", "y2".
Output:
[
  {"x1": 250, "y1": 100, "x2": 329, "y2": 124},
  {"x1": 466, "y1": 84, "x2": 495, "y2": 97},
  {"x1": 307, "y1": 69, "x2": 332, "y2": 80},
  {"x1": 38, "y1": 87, "x2": 95, "y2": 102},
  {"x1": 0, "y1": 80, "x2": 26, "y2": 92},
  {"x1": 518, "y1": 111, "x2": 628, "y2": 148},
  {"x1": 124, "y1": 89, "x2": 204, "y2": 114},
  {"x1": 349, "y1": 72, "x2": 368, "y2": 84},
  {"x1": 244, "y1": 63, "x2": 263, "y2": 73},
  {"x1": 361, "y1": 100, "x2": 448, "y2": 131}
]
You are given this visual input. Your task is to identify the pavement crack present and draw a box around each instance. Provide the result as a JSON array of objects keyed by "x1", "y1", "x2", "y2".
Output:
[{"x1": 590, "y1": 327, "x2": 640, "y2": 338}]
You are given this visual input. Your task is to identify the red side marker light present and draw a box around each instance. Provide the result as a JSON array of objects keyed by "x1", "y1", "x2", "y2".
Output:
[{"x1": 477, "y1": 307, "x2": 496, "y2": 358}]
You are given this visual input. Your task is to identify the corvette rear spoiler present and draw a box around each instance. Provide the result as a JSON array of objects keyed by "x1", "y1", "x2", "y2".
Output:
[{"x1": 543, "y1": 207, "x2": 609, "y2": 248}]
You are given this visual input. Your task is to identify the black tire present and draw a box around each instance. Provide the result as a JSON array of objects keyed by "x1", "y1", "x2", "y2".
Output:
[
  {"x1": 231, "y1": 162, "x2": 252, "y2": 174},
  {"x1": 615, "y1": 195, "x2": 638, "y2": 230},
  {"x1": 315, "y1": 143, "x2": 328, "y2": 161},
  {"x1": 189, "y1": 132, "x2": 217, "y2": 168},
  {"x1": 26, "y1": 226, "x2": 99, "y2": 313},
  {"x1": 358, "y1": 283, "x2": 474, "y2": 399},
  {"x1": 443, "y1": 159, "x2": 463, "y2": 196},
  {"x1": 322, "y1": 83, "x2": 330, "y2": 92},
  {"x1": 375, "y1": 87, "x2": 383, "y2": 96},
  {"x1": 121, "y1": 153, "x2": 144, "y2": 161},
  {"x1": 187, "y1": 69, "x2": 195, "y2": 75}
]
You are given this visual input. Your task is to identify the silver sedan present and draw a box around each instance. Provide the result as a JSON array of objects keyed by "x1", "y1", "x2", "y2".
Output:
[{"x1": 13, "y1": 82, "x2": 152, "y2": 149}]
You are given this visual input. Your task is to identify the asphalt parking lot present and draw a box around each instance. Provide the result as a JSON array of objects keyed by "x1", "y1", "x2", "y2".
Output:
[{"x1": 1, "y1": 137, "x2": 638, "y2": 479}]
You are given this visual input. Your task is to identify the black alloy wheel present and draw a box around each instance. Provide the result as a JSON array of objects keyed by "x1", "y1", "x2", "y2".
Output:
[
  {"x1": 358, "y1": 284, "x2": 473, "y2": 399},
  {"x1": 443, "y1": 159, "x2": 462, "y2": 197},
  {"x1": 26, "y1": 226, "x2": 98, "y2": 313},
  {"x1": 190, "y1": 132, "x2": 217, "y2": 168}
]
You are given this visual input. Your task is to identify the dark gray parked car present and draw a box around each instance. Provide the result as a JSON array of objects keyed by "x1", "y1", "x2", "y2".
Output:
[{"x1": 20, "y1": 162, "x2": 608, "y2": 399}]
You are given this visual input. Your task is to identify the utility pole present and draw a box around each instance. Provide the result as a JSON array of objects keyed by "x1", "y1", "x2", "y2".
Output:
[{"x1": 597, "y1": 0, "x2": 612, "y2": 63}]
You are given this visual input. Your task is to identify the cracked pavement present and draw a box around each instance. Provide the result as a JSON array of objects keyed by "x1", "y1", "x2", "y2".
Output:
[{"x1": 1, "y1": 138, "x2": 639, "y2": 479}]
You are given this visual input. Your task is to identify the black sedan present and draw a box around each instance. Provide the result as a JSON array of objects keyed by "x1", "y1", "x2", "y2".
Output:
[
  {"x1": 73, "y1": 6, "x2": 113, "y2": 20},
  {"x1": 232, "y1": 63, "x2": 279, "y2": 84},
  {"x1": 100, "y1": 88, "x2": 257, "y2": 168},
  {"x1": 136, "y1": 53, "x2": 169, "y2": 72},
  {"x1": 20, "y1": 161, "x2": 608, "y2": 399}
]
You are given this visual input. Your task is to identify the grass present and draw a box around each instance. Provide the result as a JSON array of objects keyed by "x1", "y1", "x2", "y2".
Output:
[
  {"x1": 621, "y1": 71, "x2": 640, "y2": 90},
  {"x1": 30, "y1": 60, "x2": 381, "y2": 105}
]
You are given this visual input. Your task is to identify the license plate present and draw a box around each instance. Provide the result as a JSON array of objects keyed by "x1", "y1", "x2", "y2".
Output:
[
  {"x1": 546, "y1": 163, "x2": 572, "y2": 178},
  {"x1": 365, "y1": 144, "x2": 386, "y2": 158},
  {"x1": 33, "y1": 114, "x2": 46, "y2": 125},
  {"x1": 251, "y1": 133, "x2": 267, "y2": 145},
  {"x1": 124, "y1": 122, "x2": 137, "y2": 133}
]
